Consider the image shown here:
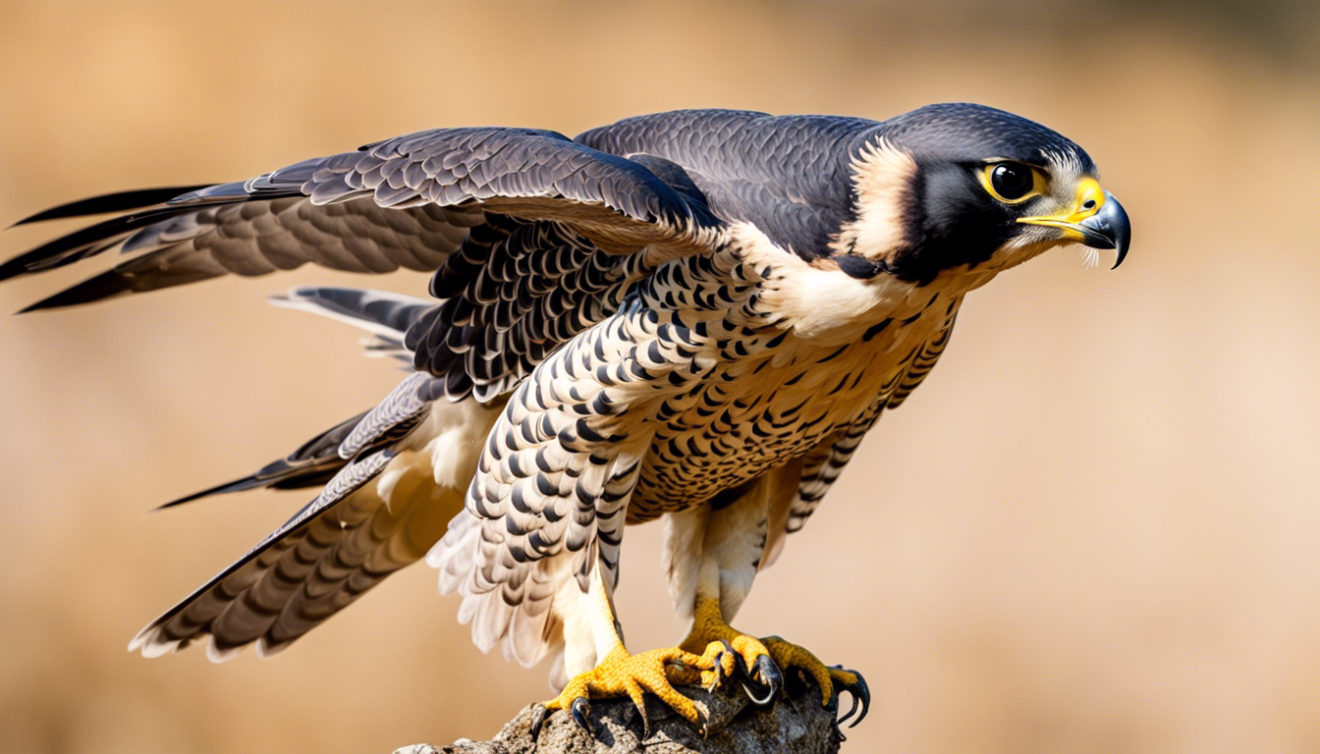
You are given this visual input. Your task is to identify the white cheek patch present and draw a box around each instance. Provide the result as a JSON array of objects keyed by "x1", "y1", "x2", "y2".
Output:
[{"x1": 831, "y1": 138, "x2": 917, "y2": 262}]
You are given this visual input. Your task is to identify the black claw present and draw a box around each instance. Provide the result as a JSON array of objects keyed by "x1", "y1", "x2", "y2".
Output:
[
  {"x1": 709, "y1": 639, "x2": 737, "y2": 690},
  {"x1": 837, "y1": 692, "x2": 860, "y2": 727},
  {"x1": 834, "y1": 668, "x2": 870, "y2": 728},
  {"x1": 529, "y1": 704, "x2": 549, "y2": 741},
  {"x1": 570, "y1": 697, "x2": 594, "y2": 736},
  {"x1": 754, "y1": 655, "x2": 783, "y2": 702},
  {"x1": 739, "y1": 654, "x2": 782, "y2": 706}
]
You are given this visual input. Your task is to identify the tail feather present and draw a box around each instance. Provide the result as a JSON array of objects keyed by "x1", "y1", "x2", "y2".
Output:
[
  {"x1": 269, "y1": 286, "x2": 434, "y2": 340},
  {"x1": 132, "y1": 449, "x2": 397, "y2": 660},
  {"x1": 130, "y1": 376, "x2": 504, "y2": 662}
]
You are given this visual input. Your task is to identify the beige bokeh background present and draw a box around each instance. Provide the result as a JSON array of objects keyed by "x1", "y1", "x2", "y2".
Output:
[{"x1": 2, "y1": 2, "x2": 1318, "y2": 753}]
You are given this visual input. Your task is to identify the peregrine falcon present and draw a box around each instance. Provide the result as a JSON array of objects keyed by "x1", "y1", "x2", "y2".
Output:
[{"x1": 2, "y1": 105, "x2": 1129, "y2": 734}]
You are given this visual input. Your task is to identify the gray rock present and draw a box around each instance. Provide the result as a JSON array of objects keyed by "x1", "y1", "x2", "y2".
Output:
[{"x1": 394, "y1": 677, "x2": 848, "y2": 754}]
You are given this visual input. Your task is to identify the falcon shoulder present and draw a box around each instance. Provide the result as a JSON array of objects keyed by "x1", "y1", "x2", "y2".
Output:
[{"x1": 578, "y1": 109, "x2": 882, "y2": 259}]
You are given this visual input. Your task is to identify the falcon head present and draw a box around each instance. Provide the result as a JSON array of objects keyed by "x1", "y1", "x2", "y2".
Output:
[{"x1": 834, "y1": 103, "x2": 1131, "y2": 285}]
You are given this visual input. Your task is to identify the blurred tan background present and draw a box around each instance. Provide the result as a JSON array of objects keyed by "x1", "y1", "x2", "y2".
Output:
[{"x1": 2, "y1": 1, "x2": 1318, "y2": 752}]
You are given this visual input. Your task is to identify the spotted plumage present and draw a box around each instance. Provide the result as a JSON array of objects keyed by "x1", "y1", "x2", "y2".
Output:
[{"x1": 3, "y1": 104, "x2": 1129, "y2": 731}]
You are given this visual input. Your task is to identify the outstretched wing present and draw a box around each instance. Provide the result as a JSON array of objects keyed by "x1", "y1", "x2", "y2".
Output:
[
  {"x1": 7, "y1": 112, "x2": 892, "y2": 408},
  {"x1": 2, "y1": 126, "x2": 721, "y2": 311}
]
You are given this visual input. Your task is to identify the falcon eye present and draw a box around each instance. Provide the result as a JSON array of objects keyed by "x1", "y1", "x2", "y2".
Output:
[
  {"x1": 991, "y1": 164, "x2": 1032, "y2": 198},
  {"x1": 981, "y1": 162, "x2": 1040, "y2": 204}
]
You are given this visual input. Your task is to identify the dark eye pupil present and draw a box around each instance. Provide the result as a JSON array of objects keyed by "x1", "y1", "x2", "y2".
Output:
[{"x1": 991, "y1": 163, "x2": 1033, "y2": 199}]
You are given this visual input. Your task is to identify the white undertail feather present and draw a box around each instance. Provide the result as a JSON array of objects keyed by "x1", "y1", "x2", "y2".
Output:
[{"x1": 430, "y1": 510, "x2": 603, "y2": 688}]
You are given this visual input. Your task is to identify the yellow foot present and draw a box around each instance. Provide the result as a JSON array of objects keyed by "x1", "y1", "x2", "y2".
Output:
[
  {"x1": 680, "y1": 599, "x2": 870, "y2": 727},
  {"x1": 757, "y1": 636, "x2": 871, "y2": 727},
  {"x1": 529, "y1": 642, "x2": 738, "y2": 739}
]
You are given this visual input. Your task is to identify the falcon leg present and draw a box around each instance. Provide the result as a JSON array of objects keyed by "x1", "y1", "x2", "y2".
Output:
[
  {"x1": 662, "y1": 476, "x2": 870, "y2": 726},
  {"x1": 532, "y1": 566, "x2": 737, "y2": 738},
  {"x1": 678, "y1": 595, "x2": 870, "y2": 727}
]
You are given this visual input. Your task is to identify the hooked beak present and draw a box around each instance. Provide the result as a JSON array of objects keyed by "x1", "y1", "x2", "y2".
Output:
[{"x1": 1018, "y1": 178, "x2": 1131, "y2": 269}]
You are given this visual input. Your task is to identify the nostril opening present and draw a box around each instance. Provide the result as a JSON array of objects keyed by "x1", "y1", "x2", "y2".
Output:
[{"x1": 1082, "y1": 199, "x2": 1097, "y2": 210}]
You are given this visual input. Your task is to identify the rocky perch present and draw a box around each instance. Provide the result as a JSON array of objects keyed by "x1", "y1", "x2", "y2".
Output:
[{"x1": 394, "y1": 675, "x2": 860, "y2": 754}]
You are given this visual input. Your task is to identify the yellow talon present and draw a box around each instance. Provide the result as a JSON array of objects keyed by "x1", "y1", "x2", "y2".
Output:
[
  {"x1": 679, "y1": 598, "x2": 871, "y2": 726},
  {"x1": 536, "y1": 642, "x2": 735, "y2": 737},
  {"x1": 759, "y1": 637, "x2": 871, "y2": 726},
  {"x1": 761, "y1": 636, "x2": 833, "y2": 704}
]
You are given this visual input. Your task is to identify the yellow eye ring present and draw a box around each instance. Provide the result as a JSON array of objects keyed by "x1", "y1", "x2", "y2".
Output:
[{"x1": 980, "y1": 162, "x2": 1045, "y2": 204}]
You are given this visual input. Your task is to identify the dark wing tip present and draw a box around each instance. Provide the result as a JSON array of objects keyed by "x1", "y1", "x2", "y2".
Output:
[
  {"x1": 149, "y1": 480, "x2": 247, "y2": 513},
  {"x1": 9, "y1": 185, "x2": 215, "y2": 228},
  {"x1": 16, "y1": 270, "x2": 135, "y2": 313},
  {"x1": 0, "y1": 256, "x2": 33, "y2": 285}
]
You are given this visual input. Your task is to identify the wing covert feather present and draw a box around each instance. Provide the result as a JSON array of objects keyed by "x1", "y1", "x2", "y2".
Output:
[{"x1": 4, "y1": 124, "x2": 722, "y2": 311}]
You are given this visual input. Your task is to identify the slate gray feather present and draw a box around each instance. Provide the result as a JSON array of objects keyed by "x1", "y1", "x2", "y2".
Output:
[{"x1": 4, "y1": 106, "x2": 1128, "y2": 721}]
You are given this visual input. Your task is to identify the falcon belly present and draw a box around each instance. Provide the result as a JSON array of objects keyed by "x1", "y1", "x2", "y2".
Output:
[{"x1": 2, "y1": 104, "x2": 1130, "y2": 735}]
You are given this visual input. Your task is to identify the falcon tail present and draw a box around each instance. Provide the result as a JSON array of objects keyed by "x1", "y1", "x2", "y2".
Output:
[
  {"x1": 128, "y1": 284, "x2": 502, "y2": 662},
  {"x1": 132, "y1": 370, "x2": 503, "y2": 662}
]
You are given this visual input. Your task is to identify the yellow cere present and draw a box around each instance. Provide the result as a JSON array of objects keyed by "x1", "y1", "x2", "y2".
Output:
[{"x1": 1016, "y1": 176, "x2": 1107, "y2": 240}]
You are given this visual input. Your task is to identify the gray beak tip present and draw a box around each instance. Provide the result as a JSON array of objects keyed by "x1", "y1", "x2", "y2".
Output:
[{"x1": 1078, "y1": 191, "x2": 1131, "y2": 270}]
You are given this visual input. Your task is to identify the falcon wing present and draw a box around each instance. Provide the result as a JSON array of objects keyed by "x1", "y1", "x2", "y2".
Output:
[
  {"x1": 153, "y1": 407, "x2": 370, "y2": 511},
  {"x1": 2, "y1": 126, "x2": 721, "y2": 311}
]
